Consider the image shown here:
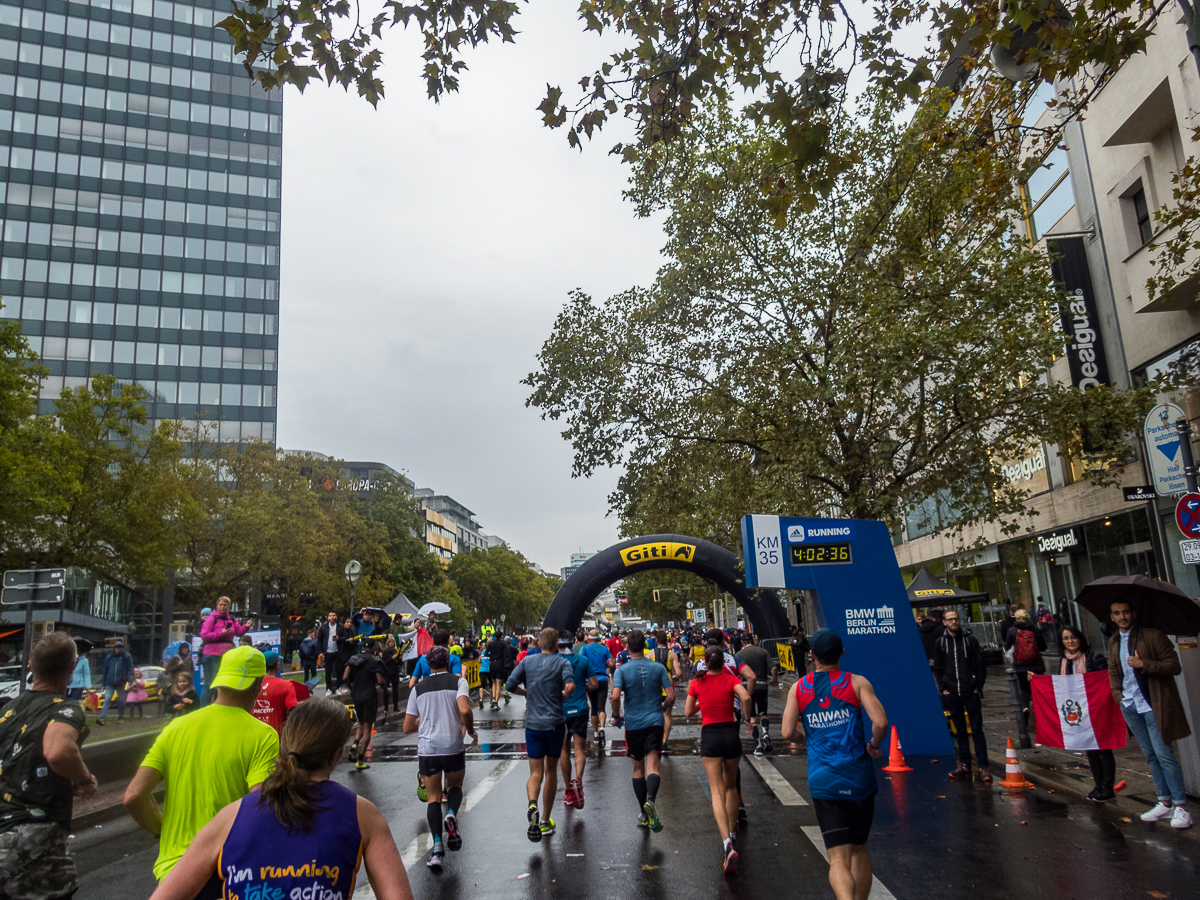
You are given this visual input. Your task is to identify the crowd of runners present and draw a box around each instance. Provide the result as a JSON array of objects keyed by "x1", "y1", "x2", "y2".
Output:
[
  {"x1": 402, "y1": 621, "x2": 887, "y2": 900},
  {"x1": 0, "y1": 617, "x2": 886, "y2": 900}
]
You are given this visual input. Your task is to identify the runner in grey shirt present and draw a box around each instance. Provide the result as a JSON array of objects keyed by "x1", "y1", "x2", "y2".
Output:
[
  {"x1": 403, "y1": 646, "x2": 477, "y2": 869},
  {"x1": 506, "y1": 628, "x2": 576, "y2": 842},
  {"x1": 738, "y1": 637, "x2": 774, "y2": 755}
]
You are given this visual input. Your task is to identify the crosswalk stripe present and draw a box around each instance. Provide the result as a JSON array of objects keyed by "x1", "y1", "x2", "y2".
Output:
[
  {"x1": 800, "y1": 826, "x2": 898, "y2": 900},
  {"x1": 747, "y1": 754, "x2": 808, "y2": 805},
  {"x1": 353, "y1": 759, "x2": 520, "y2": 897}
]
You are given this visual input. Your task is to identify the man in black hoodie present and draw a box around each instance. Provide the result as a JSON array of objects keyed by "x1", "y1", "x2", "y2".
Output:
[{"x1": 933, "y1": 610, "x2": 990, "y2": 782}]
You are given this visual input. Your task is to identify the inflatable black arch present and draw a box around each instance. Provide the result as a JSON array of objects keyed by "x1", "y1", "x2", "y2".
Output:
[{"x1": 542, "y1": 534, "x2": 791, "y2": 637}]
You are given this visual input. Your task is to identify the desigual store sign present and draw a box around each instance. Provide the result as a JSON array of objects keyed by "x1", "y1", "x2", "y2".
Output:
[
  {"x1": 999, "y1": 445, "x2": 1050, "y2": 495},
  {"x1": 1037, "y1": 528, "x2": 1081, "y2": 555}
]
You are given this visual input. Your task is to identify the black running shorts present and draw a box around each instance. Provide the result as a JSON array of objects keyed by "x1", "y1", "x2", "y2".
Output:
[
  {"x1": 587, "y1": 682, "x2": 608, "y2": 715},
  {"x1": 419, "y1": 752, "x2": 467, "y2": 776},
  {"x1": 352, "y1": 691, "x2": 378, "y2": 725},
  {"x1": 812, "y1": 795, "x2": 876, "y2": 848},
  {"x1": 700, "y1": 722, "x2": 742, "y2": 759},
  {"x1": 565, "y1": 714, "x2": 589, "y2": 740},
  {"x1": 750, "y1": 688, "x2": 769, "y2": 718},
  {"x1": 625, "y1": 725, "x2": 663, "y2": 761}
]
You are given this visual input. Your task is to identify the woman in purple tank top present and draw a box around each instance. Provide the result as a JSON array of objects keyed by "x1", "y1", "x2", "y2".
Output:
[{"x1": 149, "y1": 698, "x2": 413, "y2": 900}]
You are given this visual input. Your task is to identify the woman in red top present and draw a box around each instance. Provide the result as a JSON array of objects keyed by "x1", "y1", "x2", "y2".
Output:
[{"x1": 686, "y1": 646, "x2": 751, "y2": 874}]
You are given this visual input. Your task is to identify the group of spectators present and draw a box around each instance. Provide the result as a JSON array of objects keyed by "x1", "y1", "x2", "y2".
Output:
[{"x1": 914, "y1": 599, "x2": 1192, "y2": 828}]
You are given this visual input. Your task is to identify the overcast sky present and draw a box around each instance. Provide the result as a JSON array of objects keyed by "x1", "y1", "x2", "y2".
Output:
[{"x1": 277, "y1": 6, "x2": 665, "y2": 572}]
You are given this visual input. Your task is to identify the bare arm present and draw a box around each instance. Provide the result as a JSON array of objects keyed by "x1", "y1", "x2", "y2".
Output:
[
  {"x1": 43, "y1": 723, "x2": 94, "y2": 795},
  {"x1": 359, "y1": 797, "x2": 414, "y2": 900},
  {"x1": 853, "y1": 675, "x2": 888, "y2": 757},
  {"x1": 781, "y1": 687, "x2": 801, "y2": 742},
  {"x1": 456, "y1": 695, "x2": 478, "y2": 745},
  {"x1": 733, "y1": 682, "x2": 752, "y2": 705},
  {"x1": 587, "y1": 675, "x2": 598, "y2": 691},
  {"x1": 124, "y1": 765, "x2": 165, "y2": 835},
  {"x1": 403, "y1": 714, "x2": 419, "y2": 734},
  {"x1": 739, "y1": 663, "x2": 757, "y2": 695},
  {"x1": 684, "y1": 691, "x2": 699, "y2": 717},
  {"x1": 664, "y1": 683, "x2": 677, "y2": 705},
  {"x1": 148, "y1": 801, "x2": 237, "y2": 900}
]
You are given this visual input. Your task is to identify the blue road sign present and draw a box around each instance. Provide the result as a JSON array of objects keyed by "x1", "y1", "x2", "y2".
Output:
[
  {"x1": 741, "y1": 515, "x2": 951, "y2": 755},
  {"x1": 1177, "y1": 493, "x2": 1200, "y2": 539},
  {"x1": 1145, "y1": 403, "x2": 1187, "y2": 496}
]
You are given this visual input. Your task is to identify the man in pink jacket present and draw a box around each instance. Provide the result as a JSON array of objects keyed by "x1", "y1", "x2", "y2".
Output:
[{"x1": 198, "y1": 596, "x2": 256, "y2": 704}]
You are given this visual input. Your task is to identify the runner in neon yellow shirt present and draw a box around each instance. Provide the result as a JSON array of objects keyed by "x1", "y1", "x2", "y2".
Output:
[{"x1": 124, "y1": 646, "x2": 279, "y2": 890}]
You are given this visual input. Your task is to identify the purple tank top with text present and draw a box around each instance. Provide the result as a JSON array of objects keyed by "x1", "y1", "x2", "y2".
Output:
[{"x1": 220, "y1": 781, "x2": 363, "y2": 900}]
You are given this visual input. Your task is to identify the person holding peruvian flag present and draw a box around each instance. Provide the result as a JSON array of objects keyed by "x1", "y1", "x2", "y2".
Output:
[{"x1": 1056, "y1": 626, "x2": 1117, "y2": 801}]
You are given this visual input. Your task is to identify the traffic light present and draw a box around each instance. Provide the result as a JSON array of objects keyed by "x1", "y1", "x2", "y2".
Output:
[{"x1": 653, "y1": 589, "x2": 660, "y2": 603}]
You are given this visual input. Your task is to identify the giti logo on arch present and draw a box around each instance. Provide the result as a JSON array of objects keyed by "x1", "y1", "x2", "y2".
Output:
[{"x1": 620, "y1": 542, "x2": 697, "y2": 566}]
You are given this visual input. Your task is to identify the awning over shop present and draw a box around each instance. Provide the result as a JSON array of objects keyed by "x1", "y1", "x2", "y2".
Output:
[{"x1": 906, "y1": 567, "x2": 989, "y2": 608}]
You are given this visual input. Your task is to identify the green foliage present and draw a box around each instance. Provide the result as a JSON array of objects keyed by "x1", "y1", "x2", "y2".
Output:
[
  {"x1": 218, "y1": 1, "x2": 1164, "y2": 217},
  {"x1": 447, "y1": 545, "x2": 553, "y2": 630},
  {"x1": 0, "y1": 374, "x2": 185, "y2": 587},
  {"x1": 525, "y1": 91, "x2": 1151, "y2": 546}
]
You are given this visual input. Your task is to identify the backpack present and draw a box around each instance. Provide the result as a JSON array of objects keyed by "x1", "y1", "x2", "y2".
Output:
[{"x1": 1014, "y1": 629, "x2": 1039, "y2": 665}]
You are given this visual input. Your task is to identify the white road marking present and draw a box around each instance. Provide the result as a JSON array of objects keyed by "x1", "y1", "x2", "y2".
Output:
[
  {"x1": 747, "y1": 755, "x2": 808, "y2": 806},
  {"x1": 352, "y1": 759, "x2": 520, "y2": 898},
  {"x1": 800, "y1": 826, "x2": 898, "y2": 900}
]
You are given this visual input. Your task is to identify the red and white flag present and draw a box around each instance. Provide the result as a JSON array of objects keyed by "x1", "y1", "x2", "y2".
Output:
[{"x1": 1031, "y1": 671, "x2": 1126, "y2": 751}]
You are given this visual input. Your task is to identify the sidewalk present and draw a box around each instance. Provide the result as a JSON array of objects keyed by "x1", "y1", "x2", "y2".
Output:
[{"x1": 975, "y1": 665, "x2": 1199, "y2": 841}]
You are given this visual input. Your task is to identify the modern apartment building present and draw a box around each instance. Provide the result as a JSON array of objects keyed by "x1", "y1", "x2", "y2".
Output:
[
  {"x1": 0, "y1": 0, "x2": 282, "y2": 443},
  {"x1": 906, "y1": 16, "x2": 1200, "y2": 789},
  {"x1": 416, "y1": 489, "x2": 489, "y2": 558}
]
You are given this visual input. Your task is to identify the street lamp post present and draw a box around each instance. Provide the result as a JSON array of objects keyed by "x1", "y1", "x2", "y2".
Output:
[{"x1": 344, "y1": 560, "x2": 362, "y2": 622}]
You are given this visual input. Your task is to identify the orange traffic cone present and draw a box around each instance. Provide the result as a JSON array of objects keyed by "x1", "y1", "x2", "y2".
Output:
[
  {"x1": 881, "y1": 726, "x2": 913, "y2": 772},
  {"x1": 997, "y1": 737, "x2": 1034, "y2": 791}
]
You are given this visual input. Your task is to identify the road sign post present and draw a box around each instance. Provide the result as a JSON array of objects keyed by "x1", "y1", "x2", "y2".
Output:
[{"x1": 3, "y1": 569, "x2": 66, "y2": 695}]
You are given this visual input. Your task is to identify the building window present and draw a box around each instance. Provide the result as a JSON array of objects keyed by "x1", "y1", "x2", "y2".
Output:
[{"x1": 1132, "y1": 187, "x2": 1153, "y2": 245}]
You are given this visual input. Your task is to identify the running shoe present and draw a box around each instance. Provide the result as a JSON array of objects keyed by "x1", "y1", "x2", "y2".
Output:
[
  {"x1": 527, "y1": 803, "x2": 542, "y2": 842},
  {"x1": 754, "y1": 744, "x2": 764, "y2": 757},
  {"x1": 427, "y1": 845, "x2": 444, "y2": 870},
  {"x1": 355, "y1": 759, "x2": 370, "y2": 771},
  {"x1": 491, "y1": 701, "x2": 500, "y2": 711},
  {"x1": 504, "y1": 690, "x2": 511, "y2": 703},
  {"x1": 642, "y1": 801, "x2": 662, "y2": 833},
  {"x1": 444, "y1": 812, "x2": 462, "y2": 851},
  {"x1": 571, "y1": 778, "x2": 585, "y2": 809},
  {"x1": 597, "y1": 728, "x2": 606, "y2": 748},
  {"x1": 737, "y1": 805, "x2": 747, "y2": 826},
  {"x1": 417, "y1": 778, "x2": 428, "y2": 802},
  {"x1": 539, "y1": 819, "x2": 556, "y2": 838},
  {"x1": 637, "y1": 813, "x2": 649, "y2": 828},
  {"x1": 762, "y1": 734, "x2": 773, "y2": 754},
  {"x1": 348, "y1": 741, "x2": 358, "y2": 762},
  {"x1": 722, "y1": 843, "x2": 738, "y2": 874},
  {"x1": 564, "y1": 787, "x2": 578, "y2": 808}
]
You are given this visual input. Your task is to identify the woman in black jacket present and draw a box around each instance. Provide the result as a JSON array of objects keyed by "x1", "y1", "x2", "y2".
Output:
[{"x1": 1059, "y1": 625, "x2": 1117, "y2": 801}]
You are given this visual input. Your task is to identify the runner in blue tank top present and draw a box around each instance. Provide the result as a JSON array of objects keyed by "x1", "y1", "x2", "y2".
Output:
[
  {"x1": 782, "y1": 629, "x2": 889, "y2": 900},
  {"x1": 148, "y1": 698, "x2": 413, "y2": 900}
]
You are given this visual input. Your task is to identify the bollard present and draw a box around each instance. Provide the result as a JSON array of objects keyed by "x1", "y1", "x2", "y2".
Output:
[{"x1": 1006, "y1": 667, "x2": 1031, "y2": 749}]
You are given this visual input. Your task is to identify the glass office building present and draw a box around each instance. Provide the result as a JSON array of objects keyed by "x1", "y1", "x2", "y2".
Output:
[{"x1": 0, "y1": 0, "x2": 281, "y2": 442}]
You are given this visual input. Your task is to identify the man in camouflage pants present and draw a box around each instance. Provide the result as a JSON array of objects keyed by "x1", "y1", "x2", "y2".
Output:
[{"x1": 0, "y1": 632, "x2": 97, "y2": 900}]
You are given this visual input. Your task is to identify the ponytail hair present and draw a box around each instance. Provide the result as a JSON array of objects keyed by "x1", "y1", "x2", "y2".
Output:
[
  {"x1": 258, "y1": 698, "x2": 352, "y2": 833},
  {"x1": 703, "y1": 645, "x2": 725, "y2": 676}
]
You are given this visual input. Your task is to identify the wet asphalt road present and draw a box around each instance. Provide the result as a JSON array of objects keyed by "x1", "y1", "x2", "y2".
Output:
[{"x1": 73, "y1": 690, "x2": 1200, "y2": 900}]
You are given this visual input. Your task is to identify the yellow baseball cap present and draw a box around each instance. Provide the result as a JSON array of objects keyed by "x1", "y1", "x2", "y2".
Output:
[{"x1": 209, "y1": 646, "x2": 266, "y2": 691}]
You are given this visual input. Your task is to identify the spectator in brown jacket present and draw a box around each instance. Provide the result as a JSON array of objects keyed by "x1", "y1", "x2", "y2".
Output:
[{"x1": 1107, "y1": 600, "x2": 1192, "y2": 830}]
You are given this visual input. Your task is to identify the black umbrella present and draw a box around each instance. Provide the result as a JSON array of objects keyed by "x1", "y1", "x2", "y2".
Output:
[{"x1": 1074, "y1": 575, "x2": 1200, "y2": 636}]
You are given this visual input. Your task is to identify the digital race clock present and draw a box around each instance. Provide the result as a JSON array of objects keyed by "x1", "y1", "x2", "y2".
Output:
[{"x1": 789, "y1": 542, "x2": 853, "y2": 566}]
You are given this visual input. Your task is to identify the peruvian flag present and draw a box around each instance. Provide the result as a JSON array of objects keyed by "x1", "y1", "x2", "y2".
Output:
[{"x1": 1031, "y1": 672, "x2": 1126, "y2": 751}]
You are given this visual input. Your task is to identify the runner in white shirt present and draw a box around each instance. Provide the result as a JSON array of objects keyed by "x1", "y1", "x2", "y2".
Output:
[{"x1": 403, "y1": 647, "x2": 478, "y2": 870}]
